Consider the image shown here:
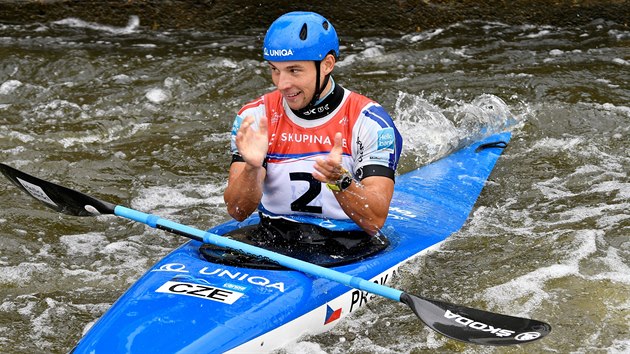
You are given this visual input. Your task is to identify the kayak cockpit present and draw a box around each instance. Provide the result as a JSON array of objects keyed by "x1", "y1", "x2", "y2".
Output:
[{"x1": 199, "y1": 219, "x2": 390, "y2": 269}]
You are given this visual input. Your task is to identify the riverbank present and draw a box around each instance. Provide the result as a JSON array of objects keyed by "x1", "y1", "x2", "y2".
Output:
[{"x1": 0, "y1": 0, "x2": 628, "y2": 35}]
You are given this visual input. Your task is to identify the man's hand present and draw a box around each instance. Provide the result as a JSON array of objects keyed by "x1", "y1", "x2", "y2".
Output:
[
  {"x1": 313, "y1": 132, "x2": 344, "y2": 183},
  {"x1": 225, "y1": 115, "x2": 268, "y2": 221},
  {"x1": 235, "y1": 115, "x2": 268, "y2": 167}
]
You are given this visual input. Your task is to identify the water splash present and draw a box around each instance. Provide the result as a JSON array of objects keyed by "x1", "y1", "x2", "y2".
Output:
[{"x1": 394, "y1": 91, "x2": 517, "y2": 169}]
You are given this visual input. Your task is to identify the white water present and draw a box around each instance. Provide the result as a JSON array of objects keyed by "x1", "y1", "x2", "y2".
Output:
[{"x1": 0, "y1": 15, "x2": 628, "y2": 354}]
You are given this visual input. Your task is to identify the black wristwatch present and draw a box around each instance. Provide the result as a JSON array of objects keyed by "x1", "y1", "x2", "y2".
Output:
[{"x1": 326, "y1": 168, "x2": 353, "y2": 192}]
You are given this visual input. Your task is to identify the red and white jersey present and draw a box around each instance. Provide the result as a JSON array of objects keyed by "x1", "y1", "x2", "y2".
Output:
[{"x1": 230, "y1": 87, "x2": 402, "y2": 229}]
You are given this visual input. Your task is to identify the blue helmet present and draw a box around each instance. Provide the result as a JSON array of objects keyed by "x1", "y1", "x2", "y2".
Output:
[{"x1": 263, "y1": 11, "x2": 339, "y2": 61}]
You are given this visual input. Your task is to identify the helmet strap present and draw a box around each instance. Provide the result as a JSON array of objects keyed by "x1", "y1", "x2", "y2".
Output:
[{"x1": 310, "y1": 60, "x2": 322, "y2": 107}]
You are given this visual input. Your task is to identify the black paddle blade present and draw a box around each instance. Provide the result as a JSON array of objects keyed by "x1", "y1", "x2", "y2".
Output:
[
  {"x1": 0, "y1": 163, "x2": 116, "y2": 216},
  {"x1": 401, "y1": 293, "x2": 551, "y2": 345}
]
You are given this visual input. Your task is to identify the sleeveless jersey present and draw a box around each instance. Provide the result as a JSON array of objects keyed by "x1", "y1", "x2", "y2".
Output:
[{"x1": 230, "y1": 87, "x2": 402, "y2": 230}]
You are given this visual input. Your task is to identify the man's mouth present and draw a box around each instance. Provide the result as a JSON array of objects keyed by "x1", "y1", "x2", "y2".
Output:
[{"x1": 285, "y1": 91, "x2": 301, "y2": 99}]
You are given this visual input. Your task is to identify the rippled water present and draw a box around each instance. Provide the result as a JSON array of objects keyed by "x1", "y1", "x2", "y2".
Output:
[{"x1": 0, "y1": 16, "x2": 628, "y2": 354}]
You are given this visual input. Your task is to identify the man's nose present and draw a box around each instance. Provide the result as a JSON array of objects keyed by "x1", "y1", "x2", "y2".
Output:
[{"x1": 276, "y1": 72, "x2": 292, "y2": 90}]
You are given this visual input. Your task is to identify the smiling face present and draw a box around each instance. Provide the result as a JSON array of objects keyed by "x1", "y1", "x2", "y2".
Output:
[{"x1": 268, "y1": 55, "x2": 335, "y2": 111}]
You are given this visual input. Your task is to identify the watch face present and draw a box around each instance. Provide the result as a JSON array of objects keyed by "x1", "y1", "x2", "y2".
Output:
[{"x1": 340, "y1": 175, "x2": 352, "y2": 190}]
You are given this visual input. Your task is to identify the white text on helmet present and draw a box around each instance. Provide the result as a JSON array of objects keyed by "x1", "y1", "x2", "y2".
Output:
[{"x1": 264, "y1": 48, "x2": 294, "y2": 57}]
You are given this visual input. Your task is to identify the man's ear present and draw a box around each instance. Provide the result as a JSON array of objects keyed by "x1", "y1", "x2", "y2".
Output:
[{"x1": 322, "y1": 54, "x2": 336, "y2": 75}]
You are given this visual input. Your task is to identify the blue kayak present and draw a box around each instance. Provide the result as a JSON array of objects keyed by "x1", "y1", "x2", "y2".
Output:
[{"x1": 70, "y1": 132, "x2": 511, "y2": 353}]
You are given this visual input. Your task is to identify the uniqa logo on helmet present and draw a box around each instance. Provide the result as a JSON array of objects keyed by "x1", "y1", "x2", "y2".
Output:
[{"x1": 263, "y1": 47, "x2": 295, "y2": 57}]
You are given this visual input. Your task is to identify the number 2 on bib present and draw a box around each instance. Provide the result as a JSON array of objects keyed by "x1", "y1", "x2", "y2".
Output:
[{"x1": 289, "y1": 172, "x2": 322, "y2": 214}]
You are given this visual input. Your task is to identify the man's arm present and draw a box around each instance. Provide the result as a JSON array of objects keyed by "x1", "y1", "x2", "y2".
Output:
[
  {"x1": 330, "y1": 175, "x2": 394, "y2": 235},
  {"x1": 224, "y1": 161, "x2": 266, "y2": 221},
  {"x1": 312, "y1": 132, "x2": 395, "y2": 235},
  {"x1": 223, "y1": 115, "x2": 268, "y2": 221}
]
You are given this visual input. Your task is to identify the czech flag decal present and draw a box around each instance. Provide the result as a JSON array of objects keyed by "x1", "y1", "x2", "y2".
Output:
[{"x1": 324, "y1": 304, "x2": 342, "y2": 325}]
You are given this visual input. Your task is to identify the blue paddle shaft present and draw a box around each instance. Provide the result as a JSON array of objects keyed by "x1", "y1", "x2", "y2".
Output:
[{"x1": 114, "y1": 205, "x2": 404, "y2": 302}]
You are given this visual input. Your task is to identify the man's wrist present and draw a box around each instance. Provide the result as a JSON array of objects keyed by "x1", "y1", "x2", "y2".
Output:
[{"x1": 326, "y1": 168, "x2": 353, "y2": 192}]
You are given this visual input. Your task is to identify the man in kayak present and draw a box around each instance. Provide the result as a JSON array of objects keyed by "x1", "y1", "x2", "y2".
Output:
[{"x1": 223, "y1": 11, "x2": 402, "y2": 249}]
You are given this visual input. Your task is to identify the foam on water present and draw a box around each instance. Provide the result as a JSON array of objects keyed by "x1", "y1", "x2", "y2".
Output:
[
  {"x1": 283, "y1": 341, "x2": 327, "y2": 354},
  {"x1": 401, "y1": 28, "x2": 445, "y2": 43},
  {"x1": 59, "y1": 233, "x2": 108, "y2": 257},
  {"x1": 145, "y1": 87, "x2": 171, "y2": 104},
  {"x1": 52, "y1": 15, "x2": 140, "y2": 35},
  {"x1": 127, "y1": 180, "x2": 229, "y2": 233},
  {"x1": 53, "y1": 122, "x2": 151, "y2": 148},
  {"x1": 0, "y1": 262, "x2": 50, "y2": 285},
  {"x1": 7, "y1": 131, "x2": 34, "y2": 143},
  {"x1": 0, "y1": 79, "x2": 22, "y2": 94},
  {"x1": 609, "y1": 28, "x2": 630, "y2": 40},
  {"x1": 483, "y1": 230, "x2": 598, "y2": 311},
  {"x1": 131, "y1": 182, "x2": 225, "y2": 212}
]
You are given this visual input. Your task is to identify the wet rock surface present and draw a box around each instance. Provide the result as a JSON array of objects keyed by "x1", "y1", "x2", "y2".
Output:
[{"x1": 1, "y1": 0, "x2": 628, "y2": 35}]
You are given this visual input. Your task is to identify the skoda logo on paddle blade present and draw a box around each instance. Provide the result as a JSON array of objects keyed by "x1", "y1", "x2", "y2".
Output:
[{"x1": 515, "y1": 332, "x2": 542, "y2": 341}]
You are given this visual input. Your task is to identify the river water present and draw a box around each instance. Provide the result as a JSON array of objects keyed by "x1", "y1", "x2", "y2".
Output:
[{"x1": 0, "y1": 16, "x2": 628, "y2": 354}]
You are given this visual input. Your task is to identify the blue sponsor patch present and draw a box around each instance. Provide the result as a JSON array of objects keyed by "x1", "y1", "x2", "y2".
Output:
[
  {"x1": 231, "y1": 115, "x2": 243, "y2": 135},
  {"x1": 377, "y1": 128, "x2": 395, "y2": 151}
]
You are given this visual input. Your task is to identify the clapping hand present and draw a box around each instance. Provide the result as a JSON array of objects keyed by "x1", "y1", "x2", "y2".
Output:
[{"x1": 235, "y1": 116, "x2": 268, "y2": 168}]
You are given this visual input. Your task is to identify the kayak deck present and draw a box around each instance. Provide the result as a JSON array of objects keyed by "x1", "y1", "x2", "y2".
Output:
[{"x1": 71, "y1": 132, "x2": 511, "y2": 353}]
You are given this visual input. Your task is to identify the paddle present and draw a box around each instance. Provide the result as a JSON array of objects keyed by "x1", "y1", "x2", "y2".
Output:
[{"x1": 0, "y1": 162, "x2": 551, "y2": 346}]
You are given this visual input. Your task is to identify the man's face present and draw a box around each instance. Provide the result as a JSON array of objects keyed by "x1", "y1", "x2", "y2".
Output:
[{"x1": 268, "y1": 60, "x2": 318, "y2": 111}]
